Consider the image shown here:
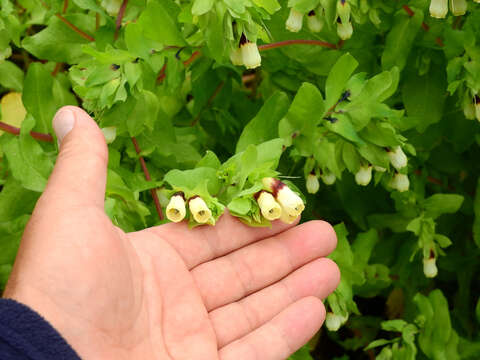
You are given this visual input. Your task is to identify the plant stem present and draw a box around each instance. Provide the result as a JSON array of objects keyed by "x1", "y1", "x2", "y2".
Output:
[
  {"x1": 402, "y1": 4, "x2": 444, "y2": 47},
  {"x1": 62, "y1": 0, "x2": 69, "y2": 13},
  {"x1": 0, "y1": 121, "x2": 54, "y2": 142},
  {"x1": 55, "y1": 14, "x2": 95, "y2": 42},
  {"x1": 114, "y1": 0, "x2": 128, "y2": 40},
  {"x1": 131, "y1": 137, "x2": 164, "y2": 220}
]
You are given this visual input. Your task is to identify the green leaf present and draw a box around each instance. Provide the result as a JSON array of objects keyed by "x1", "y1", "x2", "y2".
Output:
[
  {"x1": 127, "y1": 90, "x2": 160, "y2": 136},
  {"x1": 137, "y1": 0, "x2": 185, "y2": 46},
  {"x1": 0, "y1": 60, "x2": 24, "y2": 91},
  {"x1": 252, "y1": 0, "x2": 280, "y2": 14},
  {"x1": 325, "y1": 53, "x2": 358, "y2": 110},
  {"x1": 192, "y1": 0, "x2": 214, "y2": 15},
  {"x1": 236, "y1": 92, "x2": 289, "y2": 152},
  {"x1": 474, "y1": 179, "x2": 480, "y2": 248},
  {"x1": 22, "y1": 14, "x2": 95, "y2": 63},
  {"x1": 325, "y1": 114, "x2": 365, "y2": 145},
  {"x1": 22, "y1": 63, "x2": 57, "y2": 134},
  {"x1": 423, "y1": 194, "x2": 464, "y2": 220},
  {"x1": 381, "y1": 9, "x2": 423, "y2": 71},
  {"x1": 164, "y1": 167, "x2": 220, "y2": 196},
  {"x1": 2, "y1": 116, "x2": 54, "y2": 192}
]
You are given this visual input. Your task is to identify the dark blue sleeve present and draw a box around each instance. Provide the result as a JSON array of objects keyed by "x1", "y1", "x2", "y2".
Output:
[{"x1": 0, "y1": 299, "x2": 81, "y2": 360}]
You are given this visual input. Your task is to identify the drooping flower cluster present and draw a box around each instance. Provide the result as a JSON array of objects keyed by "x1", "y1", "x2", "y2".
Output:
[
  {"x1": 429, "y1": 0, "x2": 468, "y2": 18},
  {"x1": 166, "y1": 193, "x2": 212, "y2": 224},
  {"x1": 260, "y1": 178, "x2": 306, "y2": 224}
]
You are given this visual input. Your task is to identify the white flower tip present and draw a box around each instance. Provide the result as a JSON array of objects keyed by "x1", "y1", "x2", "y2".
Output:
[
  {"x1": 166, "y1": 194, "x2": 186, "y2": 222},
  {"x1": 257, "y1": 191, "x2": 282, "y2": 221},
  {"x1": 277, "y1": 185, "x2": 305, "y2": 216},
  {"x1": 286, "y1": 8, "x2": 304, "y2": 32},
  {"x1": 321, "y1": 172, "x2": 336, "y2": 185},
  {"x1": 355, "y1": 165, "x2": 372, "y2": 186},
  {"x1": 429, "y1": 0, "x2": 448, "y2": 18},
  {"x1": 391, "y1": 173, "x2": 410, "y2": 192},
  {"x1": 280, "y1": 211, "x2": 298, "y2": 224},
  {"x1": 307, "y1": 11, "x2": 324, "y2": 32},
  {"x1": 423, "y1": 258, "x2": 438, "y2": 278},
  {"x1": 325, "y1": 312, "x2": 347, "y2": 331},
  {"x1": 337, "y1": 20, "x2": 353, "y2": 40},
  {"x1": 262, "y1": 177, "x2": 277, "y2": 192},
  {"x1": 230, "y1": 48, "x2": 243, "y2": 66},
  {"x1": 450, "y1": 0, "x2": 467, "y2": 16},
  {"x1": 306, "y1": 173, "x2": 320, "y2": 194},
  {"x1": 189, "y1": 197, "x2": 212, "y2": 224},
  {"x1": 101, "y1": 126, "x2": 117, "y2": 144},
  {"x1": 388, "y1": 146, "x2": 408, "y2": 170},
  {"x1": 240, "y1": 42, "x2": 261, "y2": 69}
]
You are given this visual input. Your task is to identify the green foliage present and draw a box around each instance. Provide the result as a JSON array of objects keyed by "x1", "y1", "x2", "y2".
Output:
[{"x1": 1, "y1": 0, "x2": 480, "y2": 358}]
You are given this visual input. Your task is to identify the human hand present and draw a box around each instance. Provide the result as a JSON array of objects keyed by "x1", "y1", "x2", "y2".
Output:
[{"x1": 3, "y1": 106, "x2": 340, "y2": 360}]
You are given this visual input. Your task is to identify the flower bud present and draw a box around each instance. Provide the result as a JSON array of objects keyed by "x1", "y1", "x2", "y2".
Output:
[
  {"x1": 390, "y1": 173, "x2": 410, "y2": 192},
  {"x1": 279, "y1": 210, "x2": 298, "y2": 224},
  {"x1": 262, "y1": 178, "x2": 305, "y2": 216},
  {"x1": 321, "y1": 171, "x2": 336, "y2": 185},
  {"x1": 307, "y1": 10, "x2": 324, "y2": 32},
  {"x1": 336, "y1": 0, "x2": 351, "y2": 24},
  {"x1": 450, "y1": 0, "x2": 467, "y2": 15},
  {"x1": 101, "y1": 126, "x2": 117, "y2": 144},
  {"x1": 257, "y1": 191, "x2": 282, "y2": 221},
  {"x1": 423, "y1": 257, "x2": 438, "y2": 278},
  {"x1": 306, "y1": 173, "x2": 320, "y2": 194},
  {"x1": 430, "y1": 0, "x2": 448, "y2": 18},
  {"x1": 325, "y1": 312, "x2": 347, "y2": 331},
  {"x1": 336, "y1": 19, "x2": 353, "y2": 40},
  {"x1": 240, "y1": 41, "x2": 261, "y2": 69},
  {"x1": 387, "y1": 146, "x2": 408, "y2": 170},
  {"x1": 166, "y1": 194, "x2": 186, "y2": 223},
  {"x1": 475, "y1": 95, "x2": 480, "y2": 122},
  {"x1": 355, "y1": 165, "x2": 372, "y2": 186},
  {"x1": 189, "y1": 197, "x2": 212, "y2": 224},
  {"x1": 230, "y1": 48, "x2": 243, "y2": 66},
  {"x1": 286, "y1": 8, "x2": 304, "y2": 32},
  {"x1": 374, "y1": 165, "x2": 387, "y2": 173}
]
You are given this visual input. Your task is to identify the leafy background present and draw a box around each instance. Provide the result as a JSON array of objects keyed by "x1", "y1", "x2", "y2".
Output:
[{"x1": 1, "y1": 0, "x2": 480, "y2": 358}]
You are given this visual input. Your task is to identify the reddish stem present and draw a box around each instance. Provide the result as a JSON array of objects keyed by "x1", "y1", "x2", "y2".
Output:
[
  {"x1": 402, "y1": 4, "x2": 444, "y2": 47},
  {"x1": 0, "y1": 121, "x2": 54, "y2": 142},
  {"x1": 62, "y1": 0, "x2": 69, "y2": 13},
  {"x1": 55, "y1": 14, "x2": 95, "y2": 42},
  {"x1": 131, "y1": 137, "x2": 164, "y2": 220},
  {"x1": 157, "y1": 51, "x2": 201, "y2": 84},
  {"x1": 258, "y1": 39, "x2": 338, "y2": 51},
  {"x1": 191, "y1": 81, "x2": 225, "y2": 126},
  {"x1": 51, "y1": 62, "x2": 63, "y2": 76},
  {"x1": 114, "y1": 0, "x2": 128, "y2": 40}
]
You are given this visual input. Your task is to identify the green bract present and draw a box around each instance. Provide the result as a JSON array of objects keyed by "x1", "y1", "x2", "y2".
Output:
[{"x1": 1, "y1": 0, "x2": 480, "y2": 358}]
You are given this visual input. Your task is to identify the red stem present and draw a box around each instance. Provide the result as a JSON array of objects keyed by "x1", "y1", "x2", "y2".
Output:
[
  {"x1": 0, "y1": 121, "x2": 53, "y2": 142},
  {"x1": 258, "y1": 39, "x2": 338, "y2": 51},
  {"x1": 191, "y1": 81, "x2": 225, "y2": 126},
  {"x1": 114, "y1": 0, "x2": 128, "y2": 40},
  {"x1": 131, "y1": 137, "x2": 164, "y2": 220},
  {"x1": 55, "y1": 14, "x2": 95, "y2": 42},
  {"x1": 62, "y1": 0, "x2": 69, "y2": 13},
  {"x1": 51, "y1": 62, "x2": 63, "y2": 76},
  {"x1": 402, "y1": 4, "x2": 444, "y2": 47}
]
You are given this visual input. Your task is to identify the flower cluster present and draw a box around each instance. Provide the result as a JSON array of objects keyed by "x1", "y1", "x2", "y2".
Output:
[
  {"x1": 259, "y1": 178, "x2": 305, "y2": 224},
  {"x1": 429, "y1": 0, "x2": 470, "y2": 18},
  {"x1": 166, "y1": 193, "x2": 212, "y2": 224}
]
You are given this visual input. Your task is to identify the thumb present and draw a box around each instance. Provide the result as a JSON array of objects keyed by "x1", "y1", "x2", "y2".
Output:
[{"x1": 42, "y1": 106, "x2": 108, "y2": 208}]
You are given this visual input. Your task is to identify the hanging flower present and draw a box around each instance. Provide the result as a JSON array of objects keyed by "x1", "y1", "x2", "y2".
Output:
[
  {"x1": 257, "y1": 191, "x2": 282, "y2": 221},
  {"x1": 387, "y1": 146, "x2": 408, "y2": 170},
  {"x1": 189, "y1": 197, "x2": 212, "y2": 224},
  {"x1": 429, "y1": 0, "x2": 448, "y2": 18},
  {"x1": 286, "y1": 8, "x2": 304, "y2": 32},
  {"x1": 279, "y1": 211, "x2": 298, "y2": 224},
  {"x1": 423, "y1": 257, "x2": 438, "y2": 278},
  {"x1": 390, "y1": 173, "x2": 410, "y2": 192},
  {"x1": 229, "y1": 47, "x2": 243, "y2": 66},
  {"x1": 355, "y1": 165, "x2": 372, "y2": 186},
  {"x1": 239, "y1": 34, "x2": 261, "y2": 69},
  {"x1": 166, "y1": 193, "x2": 187, "y2": 223},
  {"x1": 325, "y1": 312, "x2": 348, "y2": 331},
  {"x1": 321, "y1": 171, "x2": 336, "y2": 185},
  {"x1": 306, "y1": 172, "x2": 320, "y2": 194},
  {"x1": 101, "y1": 126, "x2": 117, "y2": 144},
  {"x1": 307, "y1": 10, "x2": 324, "y2": 32},
  {"x1": 450, "y1": 0, "x2": 467, "y2": 16},
  {"x1": 262, "y1": 177, "x2": 305, "y2": 217},
  {"x1": 336, "y1": 18, "x2": 353, "y2": 40}
]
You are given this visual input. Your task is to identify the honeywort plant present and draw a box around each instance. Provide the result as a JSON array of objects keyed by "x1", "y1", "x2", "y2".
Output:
[{"x1": 1, "y1": 0, "x2": 480, "y2": 358}]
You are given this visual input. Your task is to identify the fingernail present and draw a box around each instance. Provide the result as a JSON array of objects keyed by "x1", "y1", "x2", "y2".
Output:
[{"x1": 53, "y1": 108, "x2": 75, "y2": 145}]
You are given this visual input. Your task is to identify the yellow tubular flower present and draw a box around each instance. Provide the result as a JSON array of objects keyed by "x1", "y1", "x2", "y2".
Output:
[
  {"x1": 240, "y1": 42, "x2": 261, "y2": 69},
  {"x1": 189, "y1": 197, "x2": 212, "y2": 224},
  {"x1": 388, "y1": 146, "x2": 408, "y2": 170},
  {"x1": 166, "y1": 194, "x2": 186, "y2": 223},
  {"x1": 229, "y1": 48, "x2": 243, "y2": 66},
  {"x1": 307, "y1": 10, "x2": 324, "y2": 32},
  {"x1": 257, "y1": 191, "x2": 282, "y2": 221},
  {"x1": 430, "y1": 0, "x2": 448, "y2": 18},
  {"x1": 337, "y1": 20, "x2": 353, "y2": 40},
  {"x1": 355, "y1": 165, "x2": 372, "y2": 186},
  {"x1": 261, "y1": 177, "x2": 305, "y2": 217},
  {"x1": 286, "y1": 8, "x2": 304, "y2": 32},
  {"x1": 390, "y1": 173, "x2": 410, "y2": 192},
  {"x1": 279, "y1": 210, "x2": 298, "y2": 224},
  {"x1": 306, "y1": 173, "x2": 320, "y2": 194},
  {"x1": 423, "y1": 257, "x2": 438, "y2": 278}
]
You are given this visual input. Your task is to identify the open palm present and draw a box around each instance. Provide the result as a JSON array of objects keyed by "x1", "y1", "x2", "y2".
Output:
[{"x1": 3, "y1": 107, "x2": 339, "y2": 360}]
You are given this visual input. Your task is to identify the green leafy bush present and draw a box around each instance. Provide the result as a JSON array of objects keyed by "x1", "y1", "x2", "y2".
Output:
[{"x1": 1, "y1": 0, "x2": 480, "y2": 358}]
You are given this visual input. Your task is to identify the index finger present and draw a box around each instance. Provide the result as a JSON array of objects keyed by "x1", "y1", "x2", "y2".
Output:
[{"x1": 142, "y1": 211, "x2": 299, "y2": 269}]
